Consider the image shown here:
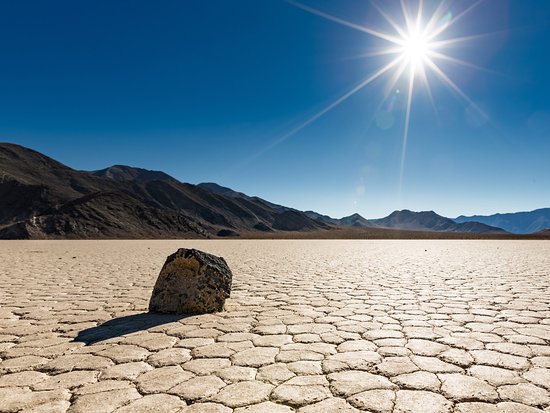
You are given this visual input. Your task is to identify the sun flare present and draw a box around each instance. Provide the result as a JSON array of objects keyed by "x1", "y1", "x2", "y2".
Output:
[
  {"x1": 284, "y1": 0, "x2": 489, "y2": 190},
  {"x1": 400, "y1": 29, "x2": 432, "y2": 71}
]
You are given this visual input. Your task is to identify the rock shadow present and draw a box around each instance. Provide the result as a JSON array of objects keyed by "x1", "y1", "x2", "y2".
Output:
[{"x1": 73, "y1": 312, "x2": 190, "y2": 345}]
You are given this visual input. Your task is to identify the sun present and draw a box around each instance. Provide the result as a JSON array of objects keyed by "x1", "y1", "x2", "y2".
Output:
[
  {"x1": 284, "y1": 0, "x2": 487, "y2": 127},
  {"x1": 400, "y1": 29, "x2": 432, "y2": 72},
  {"x1": 269, "y1": 1, "x2": 489, "y2": 187}
]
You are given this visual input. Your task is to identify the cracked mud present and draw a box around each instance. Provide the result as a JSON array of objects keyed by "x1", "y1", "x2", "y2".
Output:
[{"x1": 0, "y1": 240, "x2": 549, "y2": 413}]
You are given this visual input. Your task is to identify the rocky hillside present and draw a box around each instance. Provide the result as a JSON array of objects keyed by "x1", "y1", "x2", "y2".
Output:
[{"x1": 0, "y1": 143, "x2": 327, "y2": 239}]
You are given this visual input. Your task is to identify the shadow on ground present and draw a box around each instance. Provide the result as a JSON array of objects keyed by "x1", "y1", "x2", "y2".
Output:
[{"x1": 73, "y1": 312, "x2": 189, "y2": 345}]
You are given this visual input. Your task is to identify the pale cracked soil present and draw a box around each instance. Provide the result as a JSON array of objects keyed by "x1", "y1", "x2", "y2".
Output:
[{"x1": 0, "y1": 240, "x2": 549, "y2": 413}]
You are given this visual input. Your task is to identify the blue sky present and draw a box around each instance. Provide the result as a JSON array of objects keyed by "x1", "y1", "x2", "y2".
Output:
[{"x1": 1, "y1": 0, "x2": 549, "y2": 218}]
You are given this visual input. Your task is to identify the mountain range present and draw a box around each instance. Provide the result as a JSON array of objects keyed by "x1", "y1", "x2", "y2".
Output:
[
  {"x1": 454, "y1": 208, "x2": 550, "y2": 234},
  {"x1": 370, "y1": 210, "x2": 506, "y2": 234},
  {"x1": 0, "y1": 143, "x2": 327, "y2": 239},
  {"x1": 0, "y1": 143, "x2": 547, "y2": 239}
]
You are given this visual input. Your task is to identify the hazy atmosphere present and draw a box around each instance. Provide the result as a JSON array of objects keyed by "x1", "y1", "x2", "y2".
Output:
[{"x1": 2, "y1": 0, "x2": 550, "y2": 218}]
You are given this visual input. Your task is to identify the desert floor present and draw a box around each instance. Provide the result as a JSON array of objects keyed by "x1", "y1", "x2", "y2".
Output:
[{"x1": 0, "y1": 240, "x2": 549, "y2": 413}]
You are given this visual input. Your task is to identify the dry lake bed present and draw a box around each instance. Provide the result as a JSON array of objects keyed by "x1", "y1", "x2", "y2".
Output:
[{"x1": 1, "y1": 240, "x2": 549, "y2": 413}]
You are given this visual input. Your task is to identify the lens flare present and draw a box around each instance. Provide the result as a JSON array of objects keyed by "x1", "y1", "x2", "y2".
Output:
[
  {"x1": 281, "y1": 0, "x2": 491, "y2": 193},
  {"x1": 401, "y1": 30, "x2": 431, "y2": 70}
]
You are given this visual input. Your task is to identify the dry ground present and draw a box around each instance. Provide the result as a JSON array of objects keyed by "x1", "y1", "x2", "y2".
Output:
[
  {"x1": 238, "y1": 227, "x2": 550, "y2": 240},
  {"x1": 0, "y1": 240, "x2": 549, "y2": 413}
]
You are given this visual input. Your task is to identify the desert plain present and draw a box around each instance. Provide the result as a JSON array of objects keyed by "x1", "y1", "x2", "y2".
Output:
[{"x1": 0, "y1": 240, "x2": 549, "y2": 413}]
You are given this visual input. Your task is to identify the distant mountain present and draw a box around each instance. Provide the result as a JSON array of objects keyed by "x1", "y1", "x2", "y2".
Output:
[
  {"x1": 454, "y1": 208, "x2": 550, "y2": 234},
  {"x1": 339, "y1": 213, "x2": 371, "y2": 227},
  {"x1": 372, "y1": 210, "x2": 507, "y2": 234},
  {"x1": 535, "y1": 228, "x2": 550, "y2": 236},
  {"x1": 196, "y1": 187, "x2": 371, "y2": 228},
  {"x1": 194, "y1": 186, "x2": 517, "y2": 235},
  {"x1": 116, "y1": 176, "x2": 548, "y2": 235},
  {"x1": 303, "y1": 211, "x2": 372, "y2": 227},
  {"x1": 0, "y1": 143, "x2": 327, "y2": 239},
  {"x1": 1, "y1": 142, "x2": 530, "y2": 239}
]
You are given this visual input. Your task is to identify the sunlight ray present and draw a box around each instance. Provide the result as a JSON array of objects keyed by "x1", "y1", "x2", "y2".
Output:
[
  {"x1": 425, "y1": 58, "x2": 487, "y2": 118},
  {"x1": 384, "y1": 59, "x2": 409, "y2": 99},
  {"x1": 287, "y1": 0, "x2": 402, "y2": 44},
  {"x1": 417, "y1": 58, "x2": 439, "y2": 117},
  {"x1": 370, "y1": 1, "x2": 408, "y2": 39},
  {"x1": 428, "y1": 50, "x2": 501, "y2": 75},
  {"x1": 250, "y1": 56, "x2": 405, "y2": 161},
  {"x1": 345, "y1": 47, "x2": 404, "y2": 60},
  {"x1": 423, "y1": 0, "x2": 450, "y2": 36},
  {"x1": 416, "y1": 0, "x2": 424, "y2": 29},
  {"x1": 427, "y1": 0, "x2": 484, "y2": 41},
  {"x1": 357, "y1": 58, "x2": 409, "y2": 139},
  {"x1": 399, "y1": 64, "x2": 416, "y2": 192},
  {"x1": 430, "y1": 32, "x2": 497, "y2": 49},
  {"x1": 366, "y1": 58, "x2": 410, "y2": 132},
  {"x1": 280, "y1": 0, "x2": 491, "y2": 194},
  {"x1": 400, "y1": 0, "x2": 415, "y2": 33}
]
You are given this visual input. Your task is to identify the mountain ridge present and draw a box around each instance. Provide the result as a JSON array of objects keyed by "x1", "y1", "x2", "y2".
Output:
[
  {"x1": 91, "y1": 165, "x2": 180, "y2": 184},
  {"x1": 3, "y1": 142, "x2": 546, "y2": 239},
  {"x1": 454, "y1": 208, "x2": 550, "y2": 234},
  {"x1": 371, "y1": 209, "x2": 506, "y2": 234},
  {"x1": 338, "y1": 213, "x2": 372, "y2": 228},
  {"x1": 0, "y1": 143, "x2": 327, "y2": 239}
]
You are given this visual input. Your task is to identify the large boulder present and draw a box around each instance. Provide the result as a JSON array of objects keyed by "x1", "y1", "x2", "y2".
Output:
[{"x1": 149, "y1": 248, "x2": 232, "y2": 314}]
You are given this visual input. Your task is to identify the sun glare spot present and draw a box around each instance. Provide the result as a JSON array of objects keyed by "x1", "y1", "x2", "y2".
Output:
[
  {"x1": 284, "y1": 0, "x2": 489, "y2": 192},
  {"x1": 401, "y1": 30, "x2": 431, "y2": 71}
]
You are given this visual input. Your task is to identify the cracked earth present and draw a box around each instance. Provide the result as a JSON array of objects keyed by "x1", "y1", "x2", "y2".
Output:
[{"x1": 0, "y1": 240, "x2": 549, "y2": 413}]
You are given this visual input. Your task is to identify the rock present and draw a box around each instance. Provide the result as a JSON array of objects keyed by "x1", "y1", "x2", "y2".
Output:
[{"x1": 149, "y1": 249, "x2": 232, "y2": 314}]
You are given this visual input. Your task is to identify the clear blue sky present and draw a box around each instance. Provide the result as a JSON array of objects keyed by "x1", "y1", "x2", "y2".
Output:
[{"x1": 1, "y1": 0, "x2": 549, "y2": 218}]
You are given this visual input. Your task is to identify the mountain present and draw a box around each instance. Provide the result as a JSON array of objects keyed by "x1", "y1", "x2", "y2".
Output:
[
  {"x1": 0, "y1": 143, "x2": 327, "y2": 239},
  {"x1": 303, "y1": 211, "x2": 340, "y2": 225},
  {"x1": 91, "y1": 165, "x2": 179, "y2": 184},
  {"x1": 198, "y1": 182, "x2": 288, "y2": 213},
  {"x1": 372, "y1": 210, "x2": 507, "y2": 234},
  {"x1": 454, "y1": 208, "x2": 550, "y2": 234},
  {"x1": 303, "y1": 211, "x2": 373, "y2": 227},
  {"x1": 197, "y1": 182, "x2": 251, "y2": 200},
  {"x1": 195, "y1": 191, "x2": 373, "y2": 228},
  {"x1": 338, "y1": 213, "x2": 371, "y2": 227},
  {"x1": 0, "y1": 143, "x2": 524, "y2": 239}
]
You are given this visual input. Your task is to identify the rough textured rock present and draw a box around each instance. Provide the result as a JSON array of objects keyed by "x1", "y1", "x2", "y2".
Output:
[{"x1": 149, "y1": 249, "x2": 232, "y2": 314}]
